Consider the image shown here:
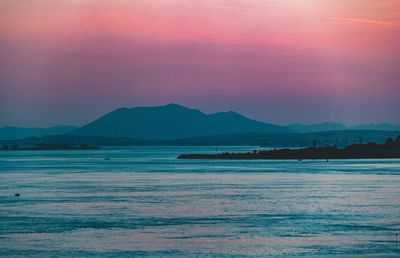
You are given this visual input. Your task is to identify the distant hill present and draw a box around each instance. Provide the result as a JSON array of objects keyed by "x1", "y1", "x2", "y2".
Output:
[
  {"x1": 0, "y1": 125, "x2": 78, "y2": 140},
  {"x1": 289, "y1": 123, "x2": 400, "y2": 133},
  {"x1": 72, "y1": 103, "x2": 293, "y2": 140},
  {"x1": 289, "y1": 123, "x2": 347, "y2": 133},
  {"x1": 350, "y1": 123, "x2": 400, "y2": 131},
  {"x1": 2, "y1": 104, "x2": 398, "y2": 142}
]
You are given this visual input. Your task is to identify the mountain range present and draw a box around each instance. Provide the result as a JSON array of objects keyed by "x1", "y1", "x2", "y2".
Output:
[
  {"x1": 72, "y1": 103, "x2": 293, "y2": 140},
  {"x1": 1, "y1": 104, "x2": 399, "y2": 141}
]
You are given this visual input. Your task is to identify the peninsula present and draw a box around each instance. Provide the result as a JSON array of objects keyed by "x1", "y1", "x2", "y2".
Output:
[{"x1": 178, "y1": 136, "x2": 400, "y2": 160}]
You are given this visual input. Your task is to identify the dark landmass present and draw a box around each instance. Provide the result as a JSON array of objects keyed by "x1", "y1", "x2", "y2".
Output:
[
  {"x1": 2, "y1": 105, "x2": 399, "y2": 144},
  {"x1": 0, "y1": 125, "x2": 78, "y2": 140},
  {"x1": 178, "y1": 135, "x2": 400, "y2": 160},
  {"x1": 1, "y1": 130, "x2": 399, "y2": 148},
  {"x1": 288, "y1": 122, "x2": 347, "y2": 133},
  {"x1": 1, "y1": 143, "x2": 99, "y2": 151},
  {"x1": 0, "y1": 135, "x2": 153, "y2": 147},
  {"x1": 350, "y1": 123, "x2": 400, "y2": 131},
  {"x1": 0, "y1": 103, "x2": 398, "y2": 148},
  {"x1": 288, "y1": 122, "x2": 400, "y2": 133},
  {"x1": 170, "y1": 130, "x2": 399, "y2": 147},
  {"x1": 72, "y1": 103, "x2": 293, "y2": 140}
]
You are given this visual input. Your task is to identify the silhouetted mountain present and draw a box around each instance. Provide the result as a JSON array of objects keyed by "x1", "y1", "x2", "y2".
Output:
[
  {"x1": 349, "y1": 123, "x2": 400, "y2": 131},
  {"x1": 72, "y1": 103, "x2": 293, "y2": 140},
  {"x1": 0, "y1": 125, "x2": 78, "y2": 140},
  {"x1": 289, "y1": 123, "x2": 347, "y2": 133}
]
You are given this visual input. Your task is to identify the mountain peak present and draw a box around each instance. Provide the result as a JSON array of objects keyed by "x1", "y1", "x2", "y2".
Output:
[{"x1": 163, "y1": 103, "x2": 186, "y2": 109}]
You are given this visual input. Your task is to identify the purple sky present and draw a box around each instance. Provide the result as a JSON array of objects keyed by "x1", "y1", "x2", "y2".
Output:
[{"x1": 0, "y1": 0, "x2": 399, "y2": 127}]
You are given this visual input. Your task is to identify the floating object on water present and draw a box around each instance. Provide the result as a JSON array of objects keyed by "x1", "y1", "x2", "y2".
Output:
[
  {"x1": 15, "y1": 193, "x2": 20, "y2": 197},
  {"x1": 104, "y1": 156, "x2": 110, "y2": 160}
]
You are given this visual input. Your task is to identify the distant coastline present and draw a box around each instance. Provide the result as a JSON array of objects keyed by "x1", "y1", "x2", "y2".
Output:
[
  {"x1": 1, "y1": 143, "x2": 99, "y2": 151},
  {"x1": 1, "y1": 130, "x2": 399, "y2": 149},
  {"x1": 178, "y1": 136, "x2": 400, "y2": 160}
]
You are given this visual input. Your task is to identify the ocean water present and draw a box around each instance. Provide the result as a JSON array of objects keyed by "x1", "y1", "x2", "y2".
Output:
[{"x1": 1, "y1": 146, "x2": 400, "y2": 257}]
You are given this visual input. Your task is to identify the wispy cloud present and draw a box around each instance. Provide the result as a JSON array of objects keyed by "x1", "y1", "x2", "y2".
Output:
[{"x1": 322, "y1": 16, "x2": 400, "y2": 27}]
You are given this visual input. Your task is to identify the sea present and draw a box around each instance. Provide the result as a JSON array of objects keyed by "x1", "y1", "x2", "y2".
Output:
[{"x1": 1, "y1": 146, "x2": 400, "y2": 257}]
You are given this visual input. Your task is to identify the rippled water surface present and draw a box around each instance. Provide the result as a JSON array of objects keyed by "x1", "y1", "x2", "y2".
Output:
[{"x1": 1, "y1": 146, "x2": 400, "y2": 257}]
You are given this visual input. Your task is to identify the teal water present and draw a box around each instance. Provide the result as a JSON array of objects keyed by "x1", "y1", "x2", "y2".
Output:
[{"x1": 1, "y1": 146, "x2": 400, "y2": 257}]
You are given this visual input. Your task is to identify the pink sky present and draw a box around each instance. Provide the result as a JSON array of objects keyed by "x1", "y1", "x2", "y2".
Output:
[{"x1": 0, "y1": 0, "x2": 399, "y2": 127}]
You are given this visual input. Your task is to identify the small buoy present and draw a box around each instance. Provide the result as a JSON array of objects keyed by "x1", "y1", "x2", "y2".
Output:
[
  {"x1": 15, "y1": 193, "x2": 20, "y2": 197},
  {"x1": 104, "y1": 156, "x2": 109, "y2": 160}
]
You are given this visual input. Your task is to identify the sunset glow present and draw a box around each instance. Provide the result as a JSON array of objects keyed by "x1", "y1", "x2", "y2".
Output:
[{"x1": 1, "y1": 0, "x2": 399, "y2": 126}]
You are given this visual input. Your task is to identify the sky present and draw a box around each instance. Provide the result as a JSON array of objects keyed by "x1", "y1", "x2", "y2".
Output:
[{"x1": 0, "y1": 0, "x2": 399, "y2": 127}]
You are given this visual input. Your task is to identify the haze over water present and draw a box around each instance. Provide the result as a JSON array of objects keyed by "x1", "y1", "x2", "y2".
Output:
[{"x1": 1, "y1": 146, "x2": 400, "y2": 257}]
